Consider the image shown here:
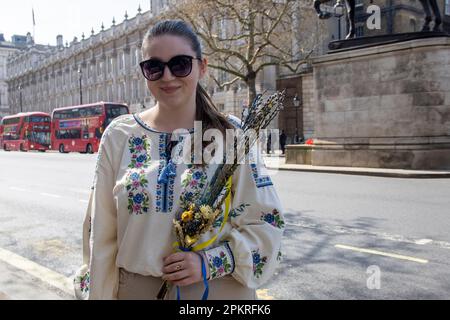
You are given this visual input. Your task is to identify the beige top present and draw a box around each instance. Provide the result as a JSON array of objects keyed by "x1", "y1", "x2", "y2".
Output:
[{"x1": 79, "y1": 113, "x2": 285, "y2": 300}]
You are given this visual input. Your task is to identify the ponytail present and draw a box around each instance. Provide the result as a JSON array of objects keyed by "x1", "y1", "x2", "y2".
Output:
[{"x1": 196, "y1": 84, "x2": 233, "y2": 134}]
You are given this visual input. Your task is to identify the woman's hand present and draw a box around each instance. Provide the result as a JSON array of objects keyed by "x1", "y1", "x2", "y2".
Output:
[{"x1": 162, "y1": 251, "x2": 210, "y2": 287}]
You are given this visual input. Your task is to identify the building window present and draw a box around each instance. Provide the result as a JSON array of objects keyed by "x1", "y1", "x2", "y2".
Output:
[
  {"x1": 446, "y1": 0, "x2": 450, "y2": 15},
  {"x1": 119, "y1": 52, "x2": 125, "y2": 70},
  {"x1": 97, "y1": 61, "x2": 104, "y2": 76},
  {"x1": 108, "y1": 57, "x2": 113, "y2": 74}
]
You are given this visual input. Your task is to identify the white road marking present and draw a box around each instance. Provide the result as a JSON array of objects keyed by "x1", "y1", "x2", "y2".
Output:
[
  {"x1": 335, "y1": 244, "x2": 429, "y2": 264},
  {"x1": 0, "y1": 247, "x2": 73, "y2": 296},
  {"x1": 256, "y1": 289, "x2": 275, "y2": 300},
  {"x1": 0, "y1": 245, "x2": 272, "y2": 300},
  {"x1": 288, "y1": 221, "x2": 450, "y2": 250},
  {"x1": 415, "y1": 239, "x2": 433, "y2": 245},
  {"x1": 9, "y1": 187, "x2": 27, "y2": 192},
  {"x1": 40, "y1": 193, "x2": 61, "y2": 198}
]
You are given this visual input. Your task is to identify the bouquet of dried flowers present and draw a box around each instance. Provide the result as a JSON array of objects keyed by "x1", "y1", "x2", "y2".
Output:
[{"x1": 157, "y1": 91, "x2": 285, "y2": 300}]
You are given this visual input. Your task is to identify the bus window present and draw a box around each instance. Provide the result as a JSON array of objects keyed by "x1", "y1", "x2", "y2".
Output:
[
  {"x1": 56, "y1": 129, "x2": 81, "y2": 139},
  {"x1": 31, "y1": 131, "x2": 51, "y2": 146},
  {"x1": 54, "y1": 109, "x2": 80, "y2": 120},
  {"x1": 105, "y1": 104, "x2": 129, "y2": 125},
  {"x1": 3, "y1": 118, "x2": 20, "y2": 125},
  {"x1": 30, "y1": 116, "x2": 51, "y2": 123}
]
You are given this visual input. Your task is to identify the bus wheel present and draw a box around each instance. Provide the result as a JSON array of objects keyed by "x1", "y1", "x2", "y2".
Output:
[
  {"x1": 59, "y1": 144, "x2": 66, "y2": 153},
  {"x1": 86, "y1": 144, "x2": 93, "y2": 154},
  {"x1": 3, "y1": 145, "x2": 8, "y2": 152},
  {"x1": 20, "y1": 144, "x2": 27, "y2": 152}
]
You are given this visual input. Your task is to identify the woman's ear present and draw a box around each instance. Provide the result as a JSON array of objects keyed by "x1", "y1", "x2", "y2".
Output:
[{"x1": 199, "y1": 57, "x2": 208, "y2": 79}]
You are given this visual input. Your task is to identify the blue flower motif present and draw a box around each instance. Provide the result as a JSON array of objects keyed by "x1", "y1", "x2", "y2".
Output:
[
  {"x1": 133, "y1": 194, "x2": 144, "y2": 204},
  {"x1": 184, "y1": 192, "x2": 193, "y2": 201},
  {"x1": 133, "y1": 137, "x2": 143, "y2": 145},
  {"x1": 136, "y1": 155, "x2": 147, "y2": 163},
  {"x1": 213, "y1": 257, "x2": 223, "y2": 268},
  {"x1": 193, "y1": 171, "x2": 203, "y2": 180},
  {"x1": 264, "y1": 214, "x2": 275, "y2": 224},
  {"x1": 253, "y1": 252, "x2": 261, "y2": 264},
  {"x1": 131, "y1": 173, "x2": 140, "y2": 181}
]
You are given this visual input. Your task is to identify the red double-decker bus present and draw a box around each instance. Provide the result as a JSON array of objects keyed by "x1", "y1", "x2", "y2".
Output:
[
  {"x1": 1, "y1": 112, "x2": 51, "y2": 152},
  {"x1": 51, "y1": 102, "x2": 129, "y2": 153}
]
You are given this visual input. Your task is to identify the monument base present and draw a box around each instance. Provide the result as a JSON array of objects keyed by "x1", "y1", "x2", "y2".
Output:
[
  {"x1": 301, "y1": 35, "x2": 450, "y2": 170},
  {"x1": 328, "y1": 31, "x2": 449, "y2": 52}
]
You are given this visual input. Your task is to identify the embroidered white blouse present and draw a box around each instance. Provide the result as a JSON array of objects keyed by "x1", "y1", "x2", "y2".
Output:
[{"x1": 84, "y1": 113, "x2": 285, "y2": 299}]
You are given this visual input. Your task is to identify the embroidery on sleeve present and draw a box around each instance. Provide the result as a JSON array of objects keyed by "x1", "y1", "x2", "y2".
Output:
[
  {"x1": 213, "y1": 203, "x2": 250, "y2": 228},
  {"x1": 252, "y1": 249, "x2": 268, "y2": 279},
  {"x1": 261, "y1": 209, "x2": 285, "y2": 229},
  {"x1": 248, "y1": 151, "x2": 273, "y2": 188},
  {"x1": 205, "y1": 243, "x2": 235, "y2": 280}
]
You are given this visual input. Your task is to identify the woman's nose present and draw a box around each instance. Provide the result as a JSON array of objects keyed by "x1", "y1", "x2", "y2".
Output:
[{"x1": 161, "y1": 65, "x2": 176, "y2": 81}]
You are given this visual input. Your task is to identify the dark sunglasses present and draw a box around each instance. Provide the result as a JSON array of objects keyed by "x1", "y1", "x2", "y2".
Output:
[{"x1": 139, "y1": 55, "x2": 202, "y2": 81}]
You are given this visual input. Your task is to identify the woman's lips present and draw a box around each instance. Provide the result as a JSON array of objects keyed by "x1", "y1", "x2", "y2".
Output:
[{"x1": 160, "y1": 86, "x2": 181, "y2": 94}]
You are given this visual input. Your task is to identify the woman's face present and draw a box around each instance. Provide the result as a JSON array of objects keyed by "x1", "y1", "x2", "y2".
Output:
[{"x1": 142, "y1": 35, "x2": 207, "y2": 109}]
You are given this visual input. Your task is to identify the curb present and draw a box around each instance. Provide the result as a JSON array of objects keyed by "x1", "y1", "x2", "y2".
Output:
[{"x1": 265, "y1": 165, "x2": 450, "y2": 179}]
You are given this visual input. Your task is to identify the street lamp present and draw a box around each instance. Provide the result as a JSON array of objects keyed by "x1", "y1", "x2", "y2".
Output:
[
  {"x1": 78, "y1": 67, "x2": 83, "y2": 105},
  {"x1": 18, "y1": 84, "x2": 23, "y2": 113},
  {"x1": 293, "y1": 94, "x2": 301, "y2": 144},
  {"x1": 334, "y1": 1, "x2": 345, "y2": 40}
]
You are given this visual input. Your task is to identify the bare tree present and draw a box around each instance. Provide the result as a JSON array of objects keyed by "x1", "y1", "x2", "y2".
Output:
[{"x1": 164, "y1": 0, "x2": 315, "y2": 104}]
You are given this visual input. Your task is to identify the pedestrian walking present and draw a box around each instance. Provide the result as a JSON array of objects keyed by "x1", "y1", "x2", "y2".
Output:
[{"x1": 280, "y1": 130, "x2": 287, "y2": 155}]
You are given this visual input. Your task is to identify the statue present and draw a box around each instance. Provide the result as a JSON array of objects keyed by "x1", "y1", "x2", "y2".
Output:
[
  {"x1": 419, "y1": 0, "x2": 442, "y2": 32},
  {"x1": 314, "y1": 0, "x2": 356, "y2": 39}
]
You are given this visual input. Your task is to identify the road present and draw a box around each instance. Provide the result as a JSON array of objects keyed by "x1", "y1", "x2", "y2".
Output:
[{"x1": 0, "y1": 150, "x2": 449, "y2": 299}]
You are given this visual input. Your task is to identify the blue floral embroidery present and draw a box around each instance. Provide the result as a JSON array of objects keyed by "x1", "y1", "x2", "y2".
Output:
[
  {"x1": 261, "y1": 209, "x2": 285, "y2": 229},
  {"x1": 252, "y1": 250, "x2": 268, "y2": 279},
  {"x1": 213, "y1": 203, "x2": 250, "y2": 228},
  {"x1": 179, "y1": 164, "x2": 208, "y2": 209},
  {"x1": 205, "y1": 243, "x2": 234, "y2": 280},
  {"x1": 128, "y1": 135, "x2": 151, "y2": 169},
  {"x1": 126, "y1": 135, "x2": 151, "y2": 215}
]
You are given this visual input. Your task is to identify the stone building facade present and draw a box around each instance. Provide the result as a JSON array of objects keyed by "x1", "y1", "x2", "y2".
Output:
[
  {"x1": 0, "y1": 33, "x2": 34, "y2": 118},
  {"x1": 5, "y1": 0, "x2": 330, "y2": 132},
  {"x1": 6, "y1": 8, "x2": 157, "y2": 116}
]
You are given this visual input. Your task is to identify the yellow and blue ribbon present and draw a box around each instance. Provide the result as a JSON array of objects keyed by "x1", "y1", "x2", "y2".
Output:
[{"x1": 173, "y1": 176, "x2": 233, "y2": 300}]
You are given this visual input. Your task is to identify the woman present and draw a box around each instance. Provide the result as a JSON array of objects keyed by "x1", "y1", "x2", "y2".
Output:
[{"x1": 75, "y1": 20, "x2": 285, "y2": 300}]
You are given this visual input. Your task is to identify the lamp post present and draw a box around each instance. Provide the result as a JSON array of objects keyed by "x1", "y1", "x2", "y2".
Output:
[
  {"x1": 18, "y1": 84, "x2": 23, "y2": 113},
  {"x1": 78, "y1": 67, "x2": 83, "y2": 105},
  {"x1": 334, "y1": 2, "x2": 345, "y2": 40},
  {"x1": 293, "y1": 94, "x2": 301, "y2": 144}
]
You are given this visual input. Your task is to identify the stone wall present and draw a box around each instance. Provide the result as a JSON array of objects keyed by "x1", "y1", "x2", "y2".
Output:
[{"x1": 309, "y1": 36, "x2": 450, "y2": 170}]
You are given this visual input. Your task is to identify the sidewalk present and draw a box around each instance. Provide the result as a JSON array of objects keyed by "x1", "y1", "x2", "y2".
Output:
[
  {"x1": 263, "y1": 155, "x2": 450, "y2": 178},
  {"x1": 0, "y1": 258, "x2": 74, "y2": 300}
]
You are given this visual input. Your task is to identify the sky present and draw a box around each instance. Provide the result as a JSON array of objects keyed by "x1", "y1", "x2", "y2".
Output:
[{"x1": 0, "y1": 0, "x2": 151, "y2": 46}]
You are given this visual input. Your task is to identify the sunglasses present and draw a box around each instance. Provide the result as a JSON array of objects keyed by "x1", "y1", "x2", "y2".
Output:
[{"x1": 139, "y1": 55, "x2": 202, "y2": 81}]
